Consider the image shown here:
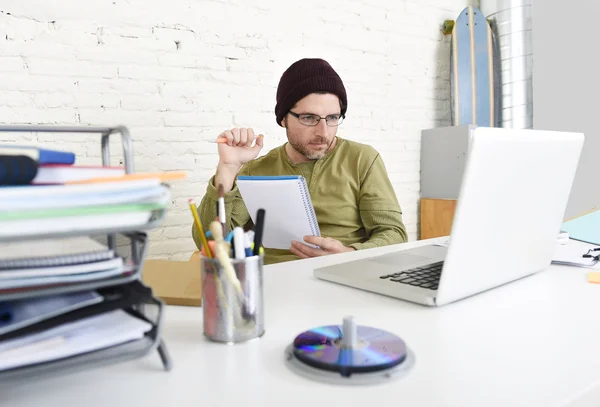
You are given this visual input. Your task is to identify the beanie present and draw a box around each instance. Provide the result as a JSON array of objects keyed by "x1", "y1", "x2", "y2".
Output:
[{"x1": 275, "y1": 58, "x2": 347, "y2": 127}]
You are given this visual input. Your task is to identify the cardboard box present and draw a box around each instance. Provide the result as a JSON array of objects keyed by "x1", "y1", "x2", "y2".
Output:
[{"x1": 142, "y1": 259, "x2": 202, "y2": 307}]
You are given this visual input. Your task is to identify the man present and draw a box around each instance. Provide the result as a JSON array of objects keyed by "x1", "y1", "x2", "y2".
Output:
[{"x1": 193, "y1": 58, "x2": 407, "y2": 264}]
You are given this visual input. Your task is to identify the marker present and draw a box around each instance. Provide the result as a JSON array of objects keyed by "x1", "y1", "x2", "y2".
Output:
[
  {"x1": 233, "y1": 227, "x2": 246, "y2": 259},
  {"x1": 217, "y1": 183, "x2": 226, "y2": 235},
  {"x1": 252, "y1": 208, "x2": 265, "y2": 256},
  {"x1": 243, "y1": 232, "x2": 253, "y2": 257}
]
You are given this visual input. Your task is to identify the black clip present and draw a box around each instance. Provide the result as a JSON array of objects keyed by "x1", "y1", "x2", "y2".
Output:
[{"x1": 583, "y1": 248, "x2": 600, "y2": 261}]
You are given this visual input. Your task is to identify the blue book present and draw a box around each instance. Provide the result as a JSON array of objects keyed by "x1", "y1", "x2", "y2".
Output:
[{"x1": 0, "y1": 145, "x2": 75, "y2": 165}]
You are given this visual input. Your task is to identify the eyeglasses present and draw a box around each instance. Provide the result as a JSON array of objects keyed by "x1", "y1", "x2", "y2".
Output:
[{"x1": 288, "y1": 111, "x2": 344, "y2": 127}]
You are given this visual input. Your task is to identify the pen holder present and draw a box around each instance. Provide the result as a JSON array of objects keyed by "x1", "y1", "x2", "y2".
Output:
[{"x1": 200, "y1": 253, "x2": 265, "y2": 343}]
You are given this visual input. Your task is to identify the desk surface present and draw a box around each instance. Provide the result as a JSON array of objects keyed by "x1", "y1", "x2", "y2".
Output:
[{"x1": 4, "y1": 238, "x2": 600, "y2": 407}]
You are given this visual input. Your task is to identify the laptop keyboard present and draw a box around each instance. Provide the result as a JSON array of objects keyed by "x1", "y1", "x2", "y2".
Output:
[{"x1": 379, "y1": 261, "x2": 443, "y2": 290}]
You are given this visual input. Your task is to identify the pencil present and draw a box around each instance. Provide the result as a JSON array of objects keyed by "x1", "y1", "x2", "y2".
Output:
[
  {"x1": 209, "y1": 134, "x2": 264, "y2": 144},
  {"x1": 189, "y1": 199, "x2": 212, "y2": 259}
]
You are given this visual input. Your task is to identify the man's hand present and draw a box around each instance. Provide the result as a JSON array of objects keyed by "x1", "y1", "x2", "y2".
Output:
[
  {"x1": 217, "y1": 128, "x2": 264, "y2": 168},
  {"x1": 290, "y1": 236, "x2": 356, "y2": 259},
  {"x1": 215, "y1": 128, "x2": 264, "y2": 192}
]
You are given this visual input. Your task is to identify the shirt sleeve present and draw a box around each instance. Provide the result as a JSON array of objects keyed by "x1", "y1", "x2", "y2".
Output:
[
  {"x1": 191, "y1": 165, "x2": 253, "y2": 250},
  {"x1": 347, "y1": 154, "x2": 408, "y2": 251}
]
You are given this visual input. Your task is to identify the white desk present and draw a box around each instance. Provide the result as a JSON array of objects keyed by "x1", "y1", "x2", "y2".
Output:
[{"x1": 4, "y1": 237, "x2": 600, "y2": 407}]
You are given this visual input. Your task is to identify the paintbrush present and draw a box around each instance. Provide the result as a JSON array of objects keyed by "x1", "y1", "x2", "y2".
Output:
[{"x1": 209, "y1": 220, "x2": 244, "y2": 301}]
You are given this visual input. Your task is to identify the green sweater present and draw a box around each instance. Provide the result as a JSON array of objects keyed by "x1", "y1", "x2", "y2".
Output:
[{"x1": 192, "y1": 137, "x2": 408, "y2": 264}]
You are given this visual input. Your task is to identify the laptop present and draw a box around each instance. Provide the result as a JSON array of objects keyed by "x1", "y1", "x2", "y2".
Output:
[{"x1": 314, "y1": 127, "x2": 585, "y2": 306}]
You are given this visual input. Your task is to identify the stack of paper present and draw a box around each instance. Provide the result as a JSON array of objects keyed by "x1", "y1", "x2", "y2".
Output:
[
  {"x1": 0, "y1": 309, "x2": 152, "y2": 371},
  {"x1": 552, "y1": 241, "x2": 600, "y2": 269},
  {"x1": 0, "y1": 179, "x2": 170, "y2": 238},
  {"x1": 0, "y1": 291, "x2": 103, "y2": 336}
]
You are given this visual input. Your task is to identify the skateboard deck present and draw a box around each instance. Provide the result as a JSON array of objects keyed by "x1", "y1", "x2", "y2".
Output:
[{"x1": 446, "y1": 6, "x2": 500, "y2": 127}]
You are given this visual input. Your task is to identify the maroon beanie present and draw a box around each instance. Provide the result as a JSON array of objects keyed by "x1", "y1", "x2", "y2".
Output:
[{"x1": 275, "y1": 58, "x2": 347, "y2": 127}]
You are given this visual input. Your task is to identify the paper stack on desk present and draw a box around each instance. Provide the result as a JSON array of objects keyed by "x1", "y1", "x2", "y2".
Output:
[
  {"x1": 0, "y1": 309, "x2": 152, "y2": 371},
  {"x1": 0, "y1": 179, "x2": 171, "y2": 238}
]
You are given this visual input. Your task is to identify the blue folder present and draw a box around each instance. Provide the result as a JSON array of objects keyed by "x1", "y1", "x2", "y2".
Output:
[
  {"x1": 561, "y1": 209, "x2": 600, "y2": 245},
  {"x1": 0, "y1": 145, "x2": 75, "y2": 165}
]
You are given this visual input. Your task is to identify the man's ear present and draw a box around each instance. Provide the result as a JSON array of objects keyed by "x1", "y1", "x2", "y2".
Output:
[{"x1": 280, "y1": 116, "x2": 287, "y2": 128}]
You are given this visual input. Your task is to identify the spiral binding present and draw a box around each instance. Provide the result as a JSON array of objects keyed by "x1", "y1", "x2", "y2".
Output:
[{"x1": 297, "y1": 176, "x2": 321, "y2": 236}]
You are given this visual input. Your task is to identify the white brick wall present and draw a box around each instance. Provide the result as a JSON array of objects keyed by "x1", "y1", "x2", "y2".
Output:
[{"x1": 0, "y1": 0, "x2": 468, "y2": 260}]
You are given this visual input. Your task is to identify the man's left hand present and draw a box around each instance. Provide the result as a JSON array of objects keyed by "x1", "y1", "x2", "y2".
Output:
[{"x1": 290, "y1": 236, "x2": 355, "y2": 259}]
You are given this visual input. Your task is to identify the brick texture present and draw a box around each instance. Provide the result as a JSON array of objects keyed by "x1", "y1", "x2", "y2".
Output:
[{"x1": 0, "y1": 0, "x2": 467, "y2": 260}]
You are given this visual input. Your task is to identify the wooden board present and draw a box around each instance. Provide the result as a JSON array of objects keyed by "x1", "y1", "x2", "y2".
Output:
[
  {"x1": 142, "y1": 259, "x2": 202, "y2": 307},
  {"x1": 450, "y1": 6, "x2": 499, "y2": 127},
  {"x1": 420, "y1": 198, "x2": 457, "y2": 239}
]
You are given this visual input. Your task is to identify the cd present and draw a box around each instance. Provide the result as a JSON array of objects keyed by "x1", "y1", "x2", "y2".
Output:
[{"x1": 292, "y1": 324, "x2": 407, "y2": 377}]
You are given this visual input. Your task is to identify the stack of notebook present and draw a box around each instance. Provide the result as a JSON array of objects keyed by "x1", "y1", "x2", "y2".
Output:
[{"x1": 0, "y1": 126, "x2": 178, "y2": 380}]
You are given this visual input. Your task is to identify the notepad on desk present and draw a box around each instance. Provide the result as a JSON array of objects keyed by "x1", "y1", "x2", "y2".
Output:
[{"x1": 237, "y1": 175, "x2": 320, "y2": 250}]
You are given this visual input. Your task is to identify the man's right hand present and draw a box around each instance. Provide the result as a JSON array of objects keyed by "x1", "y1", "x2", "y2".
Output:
[
  {"x1": 214, "y1": 128, "x2": 264, "y2": 192},
  {"x1": 217, "y1": 128, "x2": 264, "y2": 168}
]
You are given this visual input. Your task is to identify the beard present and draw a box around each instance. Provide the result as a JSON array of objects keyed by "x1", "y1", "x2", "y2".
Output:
[{"x1": 286, "y1": 129, "x2": 335, "y2": 160}]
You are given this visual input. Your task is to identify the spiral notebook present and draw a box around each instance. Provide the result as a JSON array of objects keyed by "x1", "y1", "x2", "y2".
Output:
[{"x1": 237, "y1": 175, "x2": 320, "y2": 250}]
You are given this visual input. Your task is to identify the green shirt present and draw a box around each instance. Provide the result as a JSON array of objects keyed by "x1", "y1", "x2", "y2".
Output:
[{"x1": 192, "y1": 137, "x2": 408, "y2": 264}]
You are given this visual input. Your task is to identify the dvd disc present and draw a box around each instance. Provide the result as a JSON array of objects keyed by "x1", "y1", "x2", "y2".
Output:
[{"x1": 292, "y1": 324, "x2": 407, "y2": 377}]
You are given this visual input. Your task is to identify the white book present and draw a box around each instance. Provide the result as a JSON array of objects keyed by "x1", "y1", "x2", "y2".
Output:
[
  {"x1": 0, "y1": 211, "x2": 154, "y2": 239},
  {"x1": 0, "y1": 180, "x2": 168, "y2": 211}
]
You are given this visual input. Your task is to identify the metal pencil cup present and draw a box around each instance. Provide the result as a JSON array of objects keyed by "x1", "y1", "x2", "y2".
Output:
[{"x1": 200, "y1": 254, "x2": 265, "y2": 343}]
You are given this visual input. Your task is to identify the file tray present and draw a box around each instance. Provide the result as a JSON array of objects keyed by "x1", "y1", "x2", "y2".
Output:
[
  {"x1": 0, "y1": 125, "x2": 172, "y2": 379},
  {"x1": 0, "y1": 293, "x2": 171, "y2": 384},
  {"x1": 0, "y1": 232, "x2": 150, "y2": 302}
]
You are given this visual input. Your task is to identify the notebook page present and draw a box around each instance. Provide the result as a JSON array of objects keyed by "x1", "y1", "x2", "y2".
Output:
[{"x1": 237, "y1": 177, "x2": 319, "y2": 250}]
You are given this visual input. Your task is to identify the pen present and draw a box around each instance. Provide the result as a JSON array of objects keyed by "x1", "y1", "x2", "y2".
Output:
[
  {"x1": 252, "y1": 208, "x2": 265, "y2": 256},
  {"x1": 188, "y1": 199, "x2": 212, "y2": 259},
  {"x1": 233, "y1": 227, "x2": 246, "y2": 260}
]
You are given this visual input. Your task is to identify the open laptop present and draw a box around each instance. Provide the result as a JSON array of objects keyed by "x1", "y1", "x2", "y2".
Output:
[{"x1": 313, "y1": 127, "x2": 585, "y2": 306}]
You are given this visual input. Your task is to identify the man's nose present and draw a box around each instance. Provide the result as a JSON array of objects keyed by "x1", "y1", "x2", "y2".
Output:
[{"x1": 315, "y1": 118, "x2": 328, "y2": 135}]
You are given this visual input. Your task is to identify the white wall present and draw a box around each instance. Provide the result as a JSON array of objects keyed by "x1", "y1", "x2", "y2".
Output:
[
  {"x1": 532, "y1": 0, "x2": 600, "y2": 220},
  {"x1": 0, "y1": 0, "x2": 467, "y2": 259}
]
